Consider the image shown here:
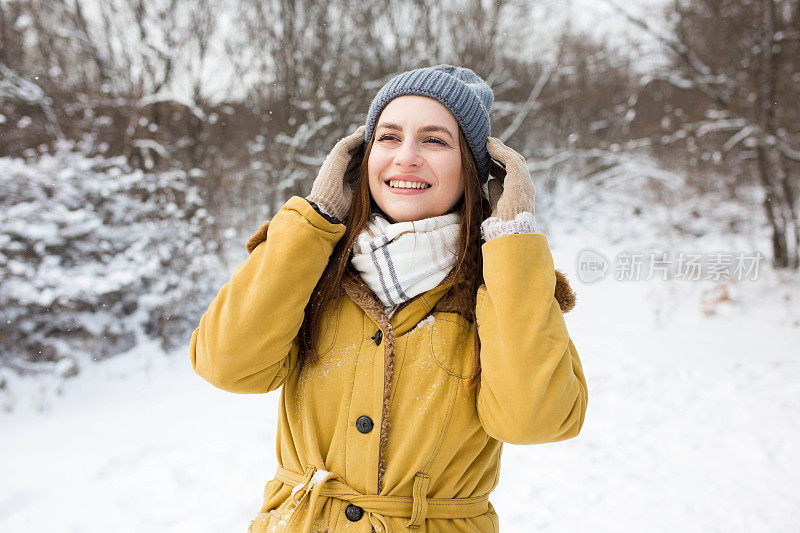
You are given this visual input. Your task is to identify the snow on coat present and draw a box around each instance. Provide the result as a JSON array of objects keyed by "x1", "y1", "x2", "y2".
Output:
[{"x1": 190, "y1": 196, "x2": 588, "y2": 532}]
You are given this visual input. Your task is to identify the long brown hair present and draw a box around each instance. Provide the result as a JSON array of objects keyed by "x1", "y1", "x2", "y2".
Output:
[{"x1": 298, "y1": 125, "x2": 492, "y2": 389}]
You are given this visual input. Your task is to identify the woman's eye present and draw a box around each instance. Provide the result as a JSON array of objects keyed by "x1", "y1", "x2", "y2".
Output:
[{"x1": 376, "y1": 134, "x2": 446, "y2": 145}]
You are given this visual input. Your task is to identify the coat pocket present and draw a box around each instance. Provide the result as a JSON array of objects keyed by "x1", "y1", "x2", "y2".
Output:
[{"x1": 426, "y1": 313, "x2": 475, "y2": 379}]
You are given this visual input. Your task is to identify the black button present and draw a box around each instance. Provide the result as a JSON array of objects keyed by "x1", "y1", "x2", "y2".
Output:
[
  {"x1": 345, "y1": 504, "x2": 364, "y2": 521},
  {"x1": 371, "y1": 329, "x2": 383, "y2": 345},
  {"x1": 356, "y1": 415, "x2": 374, "y2": 434}
]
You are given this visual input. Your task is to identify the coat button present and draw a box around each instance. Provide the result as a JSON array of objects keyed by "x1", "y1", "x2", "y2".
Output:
[
  {"x1": 371, "y1": 329, "x2": 382, "y2": 345},
  {"x1": 356, "y1": 415, "x2": 374, "y2": 434},
  {"x1": 345, "y1": 503, "x2": 364, "y2": 521}
]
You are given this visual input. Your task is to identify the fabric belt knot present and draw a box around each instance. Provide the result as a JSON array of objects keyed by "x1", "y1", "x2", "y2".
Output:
[
  {"x1": 285, "y1": 464, "x2": 338, "y2": 533},
  {"x1": 272, "y1": 465, "x2": 491, "y2": 532}
]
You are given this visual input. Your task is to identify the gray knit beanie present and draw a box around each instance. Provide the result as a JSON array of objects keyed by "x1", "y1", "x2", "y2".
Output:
[{"x1": 364, "y1": 64, "x2": 494, "y2": 182}]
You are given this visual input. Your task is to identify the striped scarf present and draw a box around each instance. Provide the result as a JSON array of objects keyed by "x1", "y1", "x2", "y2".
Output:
[{"x1": 350, "y1": 211, "x2": 461, "y2": 313}]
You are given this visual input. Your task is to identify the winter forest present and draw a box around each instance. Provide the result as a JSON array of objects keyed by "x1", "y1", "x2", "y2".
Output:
[{"x1": 1, "y1": 0, "x2": 799, "y2": 531}]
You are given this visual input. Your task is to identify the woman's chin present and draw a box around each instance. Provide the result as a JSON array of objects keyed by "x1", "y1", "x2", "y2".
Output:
[
  {"x1": 383, "y1": 207, "x2": 423, "y2": 223},
  {"x1": 374, "y1": 195, "x2": 448, "y2": 222}
]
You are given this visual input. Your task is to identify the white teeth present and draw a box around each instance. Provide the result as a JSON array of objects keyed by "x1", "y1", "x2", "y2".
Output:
[{"x1": 388, "y1": 180, "x2": 430, "y2": 189}]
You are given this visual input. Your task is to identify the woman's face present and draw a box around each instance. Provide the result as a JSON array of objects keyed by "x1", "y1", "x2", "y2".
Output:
[{"x1": 368, "y1": 95, "x2": 464, "y2": 223}]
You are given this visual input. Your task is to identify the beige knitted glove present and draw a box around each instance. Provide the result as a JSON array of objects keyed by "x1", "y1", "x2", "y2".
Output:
[
  {"x1": 485, "y1": 136, "x2": 536, "y2": 220},
  {"x1": 306, "y1": 125, "x2": 366, "y2": 221}
]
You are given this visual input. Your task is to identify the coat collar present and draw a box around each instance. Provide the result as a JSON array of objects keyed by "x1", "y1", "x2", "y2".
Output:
[
  {"x1": 341, "y1": 266, "x2": 458, "y2": 337},
  {"x1": 341, "y1": 263, "x2": 576, "y2": 336}
]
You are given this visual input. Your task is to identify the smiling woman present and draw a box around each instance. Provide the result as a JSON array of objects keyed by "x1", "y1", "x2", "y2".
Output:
[
  {"x1": 368, "y1": 96, "x2": 465, "y2": 223},
  {"x1": 190, "y1": 64, "x2": 586, "y2": 533}
]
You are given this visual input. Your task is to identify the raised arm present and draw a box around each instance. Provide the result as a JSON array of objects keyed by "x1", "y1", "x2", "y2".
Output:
[
  {"x1": 473, "y1": 135, "x2": 587, "y2": 444},
  {"x1": 189, "y1": 196, "x2": 346, "y2": 393},
  {"x1": 475, "y1": 232, "x2": 588, "y2": 444}
]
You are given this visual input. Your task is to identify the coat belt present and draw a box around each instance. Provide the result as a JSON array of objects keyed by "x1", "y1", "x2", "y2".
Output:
[{"x1": 272, "y1": 465, "x2": 490, "y2": 532}]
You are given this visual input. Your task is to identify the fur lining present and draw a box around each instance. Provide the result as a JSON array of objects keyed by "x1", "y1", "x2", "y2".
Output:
[
  {"x1": 554, "y1": 269, "x2": 577, "y2": 313},
  {"x1": 341, "y1": 269, "x2": 394, "y2": 493},
  {"x1": 246, "y1": 220, "x2": 270, "y2": 254}
]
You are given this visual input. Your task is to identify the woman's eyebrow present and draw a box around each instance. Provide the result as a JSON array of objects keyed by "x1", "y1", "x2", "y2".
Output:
[{"x1": 377, "y1": 122, "x2": 454, "y2": 141}]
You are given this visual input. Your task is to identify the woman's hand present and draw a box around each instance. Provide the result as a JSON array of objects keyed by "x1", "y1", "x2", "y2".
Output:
[
  {"x1": 306, "y1": 125, "x2": 366, "y2": 221},
  {"x1": 485, "y1": 137, "x2": 536, "y2": 221}
]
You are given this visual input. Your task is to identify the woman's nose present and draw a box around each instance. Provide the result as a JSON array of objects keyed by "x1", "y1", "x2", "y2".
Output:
[{"x1": 394, "y1": 138, "x2": 423, "y2": 167}]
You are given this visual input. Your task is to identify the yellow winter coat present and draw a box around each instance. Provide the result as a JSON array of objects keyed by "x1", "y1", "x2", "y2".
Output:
[{"x1": 190, "y1": 196, "x2": 588, "y2": 532}]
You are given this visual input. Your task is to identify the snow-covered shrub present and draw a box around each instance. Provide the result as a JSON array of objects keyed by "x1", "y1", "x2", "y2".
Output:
[{"x1": 0, "y1": 148, "x2": 226, "y2": 385}]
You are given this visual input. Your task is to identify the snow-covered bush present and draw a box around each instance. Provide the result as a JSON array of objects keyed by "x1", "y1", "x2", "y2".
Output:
[{"x1": 0, "y1": 148, "x2": 226, "y2": 388}]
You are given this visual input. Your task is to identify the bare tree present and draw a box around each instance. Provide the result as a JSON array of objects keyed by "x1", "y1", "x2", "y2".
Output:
[
  {"x1": 222, "y1": 0, "x2": 463, "y2": 221},
  {"x1": 607, "y1": 0, "x2": 800, "y2": 269}
]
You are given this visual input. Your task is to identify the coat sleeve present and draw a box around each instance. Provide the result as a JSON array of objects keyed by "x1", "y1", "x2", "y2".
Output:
[
  {"x1": 189, "y1": 196, "x2": 346, "y2": 394},
  {"x1": 475, "y1": 233, "x2": 588, "y2": 444}
]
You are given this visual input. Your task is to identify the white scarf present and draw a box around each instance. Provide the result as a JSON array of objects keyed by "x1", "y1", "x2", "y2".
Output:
[{"x1": 350, "y1": 211, "x2": 461, "y2": 314}]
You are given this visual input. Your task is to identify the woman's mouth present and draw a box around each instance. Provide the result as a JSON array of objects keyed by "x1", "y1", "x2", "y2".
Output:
[{"x1": 385, "y1": 179, "x2": 431, "y2": 194}]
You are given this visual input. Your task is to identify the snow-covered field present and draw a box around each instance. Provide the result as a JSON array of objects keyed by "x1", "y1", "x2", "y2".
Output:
[{"x1": 2, "y1": 227, "x2": 799, "y2": 532}]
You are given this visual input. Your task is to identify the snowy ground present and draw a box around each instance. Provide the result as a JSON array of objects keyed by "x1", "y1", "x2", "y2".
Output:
[{"x1": 2, "y1": 229, "x2": 799, "y2": 532}]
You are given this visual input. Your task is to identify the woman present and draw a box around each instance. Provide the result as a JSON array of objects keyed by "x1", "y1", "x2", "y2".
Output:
[{"x1": 190, "y1": 64, "x2": 588, "y2": 532}]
